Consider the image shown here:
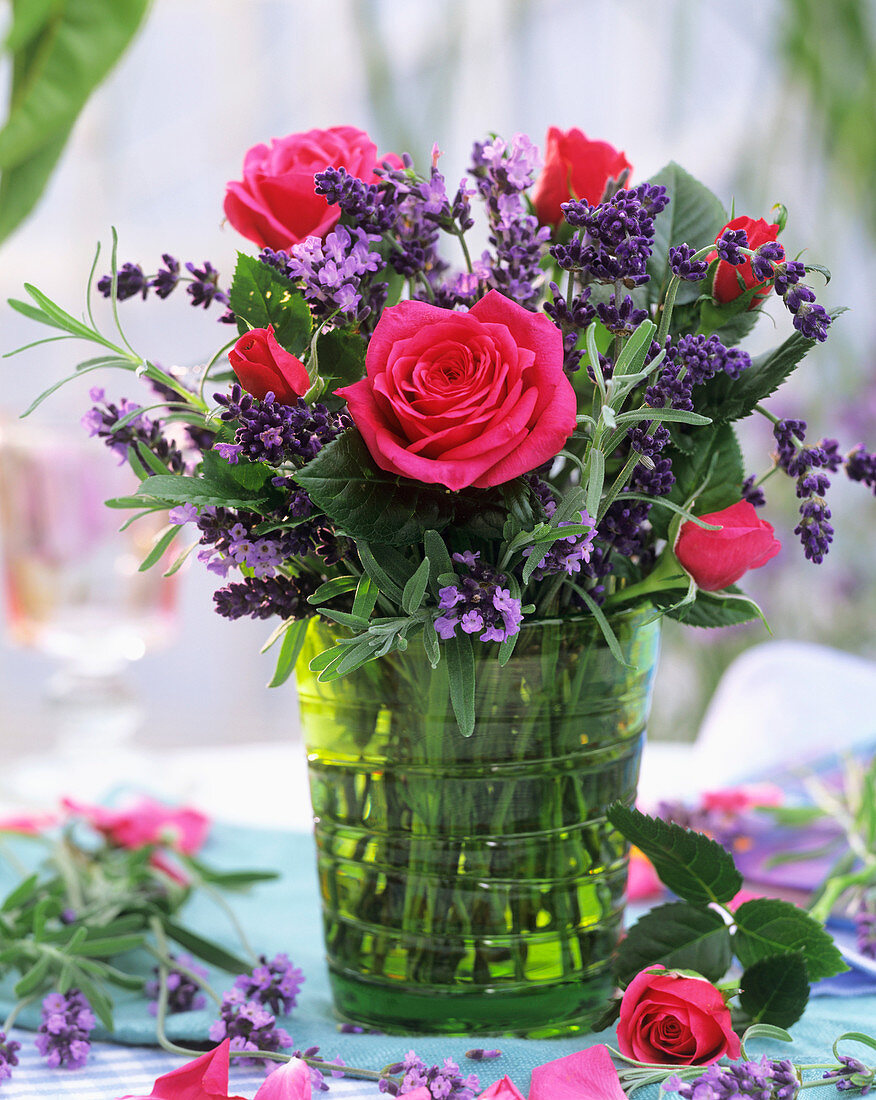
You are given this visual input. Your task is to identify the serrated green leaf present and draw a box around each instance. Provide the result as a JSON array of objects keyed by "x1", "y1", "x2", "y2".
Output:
[
  {"x1": 658, "y1": 586, "x2": 763, "y2": 629},
  {"x1": 134, "y1": 473, "x2": 271, "y2": 511},
  {"x1": 645, "y1": 163, "x2": 727, "y2": 309},
  {"x1": 615, "y1": 902, "x2": 733, "y2": 986},
  {"x1": 733, "y1": 897, "x2": 848, "y2": 982},
  {"x1": 738, "y1": 952, "x2": 810, "y2": 1027},
  {"x1": 697, "y1": 282, "x2": 763, "y2": 344},
  {"x1": 607, "y1": 804, "x2": 743, "y2": 905},
  {"x1": 267, "y1": 617, "x2": 310, "y2": 688},
  {"x1": 315, "y1": 328, "x2": 366, "y2": 393},
  {"x1": 228, "y1": 254, "x2": 312, "y2": 352},
  {"x1": 294, "y1": 430, "x2": 455, "y2": 545}
]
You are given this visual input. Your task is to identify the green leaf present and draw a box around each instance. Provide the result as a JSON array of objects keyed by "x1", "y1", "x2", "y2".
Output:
[
  {"x1": 658, "y1": 586, "x2": 763, "y2": 629},
  {"x1": 352, "y1": 575, "x2": 379, "y2": 620},
  {"x1": 733, "y1": 897, "x2": 848, "y2": 982},
  {"x1": 135, "y1": 473, "x2": 272, "y2": 511},
  {"x1": 421, "y1": 619, "x2": 440, "y2": 667},
  {"x1": 645, "y1": 163, "x2": 727, "y2": 308},
  {"x1": 308, "y1": 577, "x2": 360, "y2": 605},
  {"x1": 200, "y1": 449, "x2": 275, "y2": 495},
  {"x1": 697, "y1": 281, "x2": 763, "y2": 344},
  {"x1": 738, "y1": 953, "x2": 810, "y2": 1027},
  {"x1": 357, "y1": 541, "x2": 414, "y2": 605},
  {"x1": 228, "y1": 253, "x2": 312, "y2": 352},
  {"x1": 13, "y1": 952, "x2": 51, "y2": 997},
  {"x1": 76, "y1": 933, "x2": 146, "y2": 957},
  {"x1": 607, "y1": 804, "x2": 743, "y2": 905},
  {"x1": 294, "y1": 430, "x2": 456, "y2": 545},
  {"x1": 614, "y1": 902, "x2": 733, "y2": 986},
  {"x1": 444, "y1": 631, "x2": 475, "y2": 737},
  {"x1": 315, "y1": 328, "x2": 366, "y2": 393},
  {"x1": 0, "y1": 0, "x2": 151, "y2": 242},
  {"x1": 138, "y1": 524, "x2": 180, "y2": 573},
  {"x1": 402, "y1": 557, "x2": 431, "y2": 614},
  {"x1": 696, "y1": 313, "x2": 846, "y2": 423},
  {"x1": 163, "y1": 920, "x2": 252, "y2": 975},
  {"x1": 1, "y1": 873, "x2": 39, "y2": 912},
  {"x1": 662, "y1": 422, "x2": 744, "y2": 533},
  {"x1": 267, "y1": 617, "x2": 310, "y2": 688}
]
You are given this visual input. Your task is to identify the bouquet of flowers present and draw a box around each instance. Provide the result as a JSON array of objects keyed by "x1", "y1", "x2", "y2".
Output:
[{"x1": 11, "y1": 124, "x2": 875, "y2": 732}]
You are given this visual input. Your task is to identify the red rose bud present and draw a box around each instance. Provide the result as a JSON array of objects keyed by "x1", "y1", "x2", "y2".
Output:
[
  {"x1": 709, "y1": 215, "x2": 781, "y2": 306},
  {"x1": 224, "y1": 125, "x2": 396, "y2": 250},
  {"x1": 229, "y1": 325, "x2": 309, "y2": 405},
  {"x1": 675, "y1": 500, "x2": 781, "y2": 591},
  {"x1": 336, "y1": 289, "x2": 577, "y2": 491},
  {"x1": 617, "y1": 967, "x2": 741, "y2": 1066},
  {"x1": 532, "y1": 126, "x2": 632, "y2": 225}
]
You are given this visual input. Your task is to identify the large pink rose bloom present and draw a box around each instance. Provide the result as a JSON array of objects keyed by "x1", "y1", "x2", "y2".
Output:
[
  {"x1": 336, "y1": 290, "x2": 577, "y2": 491},
  {"x1": 224, "y1": 126, "x2": 389, "y2": 250}
]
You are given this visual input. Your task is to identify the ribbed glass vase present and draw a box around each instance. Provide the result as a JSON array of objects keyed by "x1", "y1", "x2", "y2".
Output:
[{"x1": 295, "y1": 607, "x2": 660, "y2": 1036}]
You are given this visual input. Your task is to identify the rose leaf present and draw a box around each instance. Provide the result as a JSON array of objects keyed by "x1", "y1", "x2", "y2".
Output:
[
  {"x1": 733, "y1": 897, "x2": 849, "y2": 982},
  {"x1": 606, "y1": 804, "x2": 743, "y2": 905},
  {"x1": 228, "y1": 253, "x2": 313, "y2": 353},
  {"x1": 738, "y1": 952, "x2": 810, "y2": 1027},
  {"x1": 614, "y1": 901, "x2": 733, "y2": 986}
]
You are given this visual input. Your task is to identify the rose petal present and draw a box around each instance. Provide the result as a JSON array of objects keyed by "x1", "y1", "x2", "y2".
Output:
[
  {"x1": 477, "y1": 1076, "x2": 527, "y2": 1099},
  {"x1": 529, "y1": 1045, "x2": 626, "y2": 1100},
  {"x1": 253, "y1": 1057, "x2": 311, "y2": 1100}
]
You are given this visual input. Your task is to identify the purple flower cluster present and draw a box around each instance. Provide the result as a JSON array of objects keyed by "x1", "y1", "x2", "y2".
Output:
[
  {"x1": 213, "y1": 572, "x2": 322, "y2": 622},
  {"x1": 672, "y1": 332, "x2": 751, "y2": 384},
  {"x1": 35, "y1": 989, "x2": 96, "y2": 1069},
  {"x1": 552, "y1": 182, "x2": 670, "y2": 287},
  {"x1": 214, "y1": 385, "x2": 350, "y2": 467},
  {"x1": 667, "y1": 1057, "x2": 799, "y2": 1100},
  {"x1": 291, "y1": 1045, "x2": 347, "y2": 1092},
  {"x1": 596, "y1": 293, "x2": 648, "y2": 337},
  {"x1": 434, "y1": 551, "x2": 523, "y2": 643},
  {"x1": 846, "y1": 445, "x2": 876, "y2": 494},
  {"x1": 543, "y1": 282, "x2": 595, "y2": 373},
  {"x1": 314, "y1": 166, "x2": 398, "y2": 232},
  {"x1": 208, "y1": 987, "x2": 292, "y2": 1065},
  {"x1": 669, "y1": 243, "x2": 709, "y2": 281},
  {"x1": 146, "y1": 953, "x2": 209, "y2": 1016},
  {"x1": 855, "y1": 904, "x2": 876, "y2": 960},
  {"x1": 97, "y1": 255, "x2": 233, "y2": 320},
  {"x1": 83, "y1": 386, "x2": 187, "y2": 472},
  {"x1": 234, "y1": 953, "x2": 305, "y2": 1017},
  {"x1": 716, "y1": 227, "x2": 831, "y2": 342},
  {"x1": 523, "y1": 506, "x2": 597, "y2": 579},
  {"x1": 0, "y1": 1032, "x2": 19, "y2": 1084},
  {"x1": 380, "y1": 1050, "x2": 480, "y2": 1099},
  {"x1": 824, "y1": 1055, "x2": 875, "y2": 1093},
  {"x1": 286, "y1": 225, "x2": 386, "y2": 324},
  {"x1": 773, "y1": 418, "x2": 842, "y2": 562},
  {"x1": 469, "y1": 134, "x2": 550, "y2": 309}
]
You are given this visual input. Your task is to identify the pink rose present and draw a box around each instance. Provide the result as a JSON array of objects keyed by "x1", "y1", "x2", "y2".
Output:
[
  {"x1": 709, "y1": 215, "x2": 782, "y2": 306},
  {"x1": 477, "y1": 1077, "x2": 526, "y2": 1099},
  {"x1": 532, "y1": 126, "x2": 632, "y2": 225},
  {"x1": 119, "y1": 1039, "x2": 249, "y2": 1099},
  {"x1": 674, "y1": 500, "x2": 781, "y2": 591},
  {"x1": 529, "y1": 1045, "x2": 626, "y2": 1100},
  {"x1": 336, "y1": 290, "x2": 577, "y2": 491},
  {"x1": 617, "y1": 968, "x2": 741, "y2": 1065},
  {"x1": 62, "y1": 797, "x2": 209, "y2": 855},
  {"x1": 253, "y1": 1058, "x2": 312, "y2": 1100},
  {"x1": 224, "y1": 126, "x2": 393, "y2": 250},
  {"x1": 229, "y1": 324, "x2": 310, "y2": 404}
]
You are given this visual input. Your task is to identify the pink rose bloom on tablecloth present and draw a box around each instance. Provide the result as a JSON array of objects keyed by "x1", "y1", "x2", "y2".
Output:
[
  {"x1": 62, "y1": 796, "x2": 210, "y2": 854},
  {"x1": 224, "y1": 126, "x2": 396, "y2": 250},
  {"x1": 337, "y1": 290, "x2": 577, "y2": 491}
]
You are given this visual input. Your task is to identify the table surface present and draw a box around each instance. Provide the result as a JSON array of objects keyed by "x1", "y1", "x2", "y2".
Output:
[{"x1": 0, "y1": 738, "x2": 873, "y2": 1100}]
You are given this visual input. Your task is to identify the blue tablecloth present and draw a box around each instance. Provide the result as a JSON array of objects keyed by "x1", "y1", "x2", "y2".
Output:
[{"x1": 3, "y1": 824, "x2": 875, "y2": 1099}]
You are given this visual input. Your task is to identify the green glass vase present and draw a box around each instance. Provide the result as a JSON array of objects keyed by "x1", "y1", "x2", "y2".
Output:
[{"x1": 295, "y1": 607, "x2": 660, "y2": 1036}]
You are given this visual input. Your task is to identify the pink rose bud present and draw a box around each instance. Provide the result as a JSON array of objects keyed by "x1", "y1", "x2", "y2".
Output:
[
  {"x1": 709, "y1": 215, "x2": 781, "y2": 306},
  {"x1": 229, "y1": 324, "x2": 310, "y2": 405},
  {"x1": 336, "y1": 290, "x2": 577, "y2": 491},
  {"x1": 674, "y1": 499, "x2": 781, "y2": 591},
  {"x1": 224, "y1": 125, "x2": 396, "y2": 249},
  {"x1": 531, "y1": 126, "x2": 632, "y2": 225},
  {"x1": 617, "y1": 967, "x2": 741, "y2": 1066}
]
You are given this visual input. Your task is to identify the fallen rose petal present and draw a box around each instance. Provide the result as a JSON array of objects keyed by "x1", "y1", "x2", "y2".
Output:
[
  {"x1": 118, "y1": 1039, "x2": 248, "y2": 1099},
  {"x1": 253, "y1": 1057, "x2": 311, "y2": 1099},
  {"x1": 477, "y1": 1075, "x2": 526, "y2": 1099},
  {"x1": 529, "y1": 1044, "x2": 626, "y2": 1100},
  {"x1": 63, "y1": 796, "x2": 210, "y2": 854}
]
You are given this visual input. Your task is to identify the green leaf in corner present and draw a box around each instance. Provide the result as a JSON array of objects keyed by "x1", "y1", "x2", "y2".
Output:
[
  {"x1": 228, "y1": 254, "x2": 312, "y2": 352},
  {"x1": 614, "y1": 902, "x2": 733, "y2": 986},
  {"x1": 659, "y1": 586, "x2": 764, "y2": 629},
  {"x1": 738, "y1": 952, "x2": 810, "y2": 1027},
  {"x1": 606, "y1": 804, "x2": 743, "y2": 905},
  {"x1": 733, "y1": 897, "x2": 848, "y2": 982},
  {"x1": 645, "y1": 163, "x2": 727, "y2": 309}
]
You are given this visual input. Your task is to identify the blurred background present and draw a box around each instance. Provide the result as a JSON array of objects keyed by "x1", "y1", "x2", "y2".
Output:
[{"x1": 0, "y1": 0, "x2": 874, "y2": 777}]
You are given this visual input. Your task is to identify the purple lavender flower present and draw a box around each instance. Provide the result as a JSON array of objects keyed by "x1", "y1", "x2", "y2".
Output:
[
  {"x1": 380, "y1": 1050, "x2": 479, "y2": 1098},
  {"x1": 97, "y1": 262, "x2": 148, "y2": 300},
  {"x1": 750, "y1": 239, "x2": 786, "y2": 281},
  {"x1": 715, "y1": 227, "x2": 749, "y2": 266},
  {"x1": 596, "y1": 293, "x2": 648, "y2": 336},
  {"x1": 846, "y1": 444, "x2": 876, "y2": 493},
  {"x1": 773, "y1": 259, "x2": 806, "y2": 296},
  {"x1": 669, "y1": 243, "x2": 709, "y2": 281},
  {"x1": 824, "y1": 1054, "x2": 875, "y2": 1093},
  {"x1": 742, "y1": 474, "x2": 767, "y2": 507},
  {"x1": 185, "y1": 261, "x2": 229, "y2": 310},
  {"x1": 234, "y1": 953, "x2": 304, "y2": 1017},
  {"x1": 523, "y1": 508, "x2": 597, "y2": 579},
  {"x1": 83, "y1": 388, "x2": 187, "y2": 471},
  {"x1": 774, "y1": 418, "x2": 837, "y2": 561},
  {"x1": 145, "y1": 954, "x2": 208, "y2": 1016},
  {"x1": 287, "y1": 225, "x2": 385, "y2": 323},
  {"x1": 0, "y1": 1032, "x2": 19, "y2": 1084},
  {"x1": 464, "y1": 1049, "x2": 501, "y2": 1061},
  {"x1": 213, "y1": 573, "x2": 321, "y2": 621},
  {"x1": 291, "y1": 1046, "x2": 347, "y2": 1092},
  {"x1": 152, "y1": 254, "x2": 181, "y2": 298},
  {"x1": 671, "y1": 333, "x2": 751, "y2": 385},
  {"x1": 35, "y1": 989, "x2": 96, "y2": 1069},
  {"x1": 434, "y1": 552, "x2": 523, "y2": 644},
  {"x1": 667, "y1": 1057, "x2": 799, "y2": 1100},
  {"x1": 314, "y1": 166, "x2": 398, "y2": 232},
  {"x1": 208, "y1": 987, "x2": 292, "y2": 1066},
  {"x1": 543, "y1": 283, "x2": 595, "y2": 373}
]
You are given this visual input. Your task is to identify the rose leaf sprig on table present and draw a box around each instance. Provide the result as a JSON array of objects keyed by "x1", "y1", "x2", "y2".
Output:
[
  {"x1": 7, "y1": 124, "x2": 876, "y2": 733},
  {"x1": 600, "y1": 804, "x2": 848, "y2": 1033}
]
